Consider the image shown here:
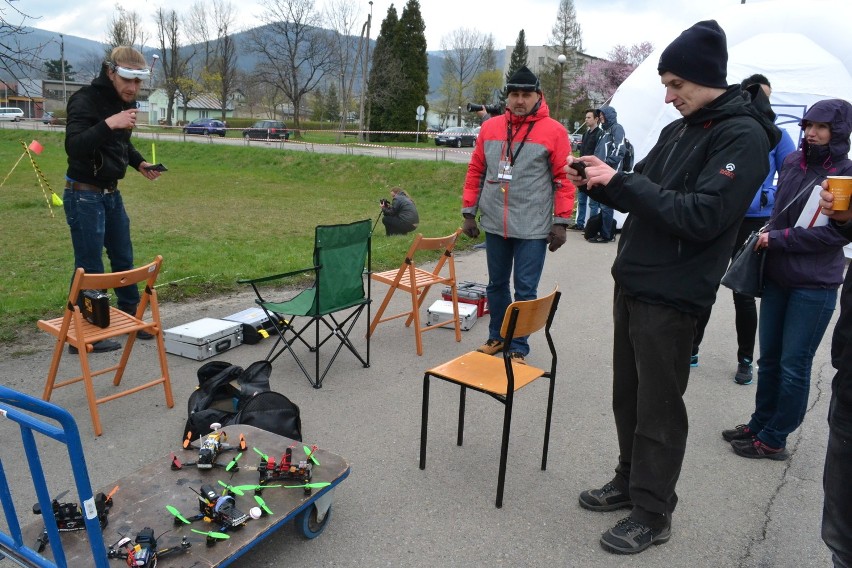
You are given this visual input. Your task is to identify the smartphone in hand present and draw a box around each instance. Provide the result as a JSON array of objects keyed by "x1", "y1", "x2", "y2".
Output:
[
  {"x1": 144, "y1": 163, "x2": 168, "y2": 172},
  {"x1": 571, "y1": 160, "x2": 586, "y2": 179}
]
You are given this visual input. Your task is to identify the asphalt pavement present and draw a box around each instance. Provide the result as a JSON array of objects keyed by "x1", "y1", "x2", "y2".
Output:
[{"x1": 0, "y1": 228, "x2": 838, "y2": 567}]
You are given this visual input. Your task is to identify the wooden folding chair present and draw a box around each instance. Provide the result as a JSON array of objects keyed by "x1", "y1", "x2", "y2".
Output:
[
  {"x1": 419, "y1": 286, "x2": 561, "y2": 508},
  {"x1": 369, "y1": 229, "x2": 462, "y2": 356},
  {"x1": 37, "y1": 256, "x2": 173, "y2": 436}
]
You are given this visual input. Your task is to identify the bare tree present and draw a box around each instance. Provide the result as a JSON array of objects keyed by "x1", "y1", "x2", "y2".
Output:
[
  {"x1": 210, "y1": 0, "x2": 239, "y2": 121},
  {"x1": 185, "y1": 2, "x2": 213, "y2": 68},
  {"x1": 325, "y1": 0, "x2": 362, "y2": 137},
  {"x1": 106, "y1": 6, "x2": 147, "y2": 52},
  {"x1": 78, "y1": 50, "x2": 107, "y2": 83},
  {"x1": 440, "y1": 28, "x2": 488, "y2": 117},
  {"x1": 0, "y1": 1, "x2": 45, "y2": 84},
  {"x1": 154, "y1": 8, "x2": 194, "y2": 126},
  {"x1": 247, "y1": 0, "x2": 335, "y2": 131}
]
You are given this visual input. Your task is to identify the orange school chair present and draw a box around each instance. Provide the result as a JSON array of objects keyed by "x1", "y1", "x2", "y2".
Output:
[
  {"x1": 37, "y1": 256, "x2": 173, "y2": 436},
  {"x1": 419, "y1": 286, "x2": 561, "y2": 508},
  {"x1": 369, "y1": 229, "x2": 462, "y2": 355}
]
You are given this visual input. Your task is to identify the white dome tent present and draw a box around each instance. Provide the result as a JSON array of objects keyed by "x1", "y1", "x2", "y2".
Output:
[{"x1": 605, "y1": 0, "x2": 852, "y2": 230}]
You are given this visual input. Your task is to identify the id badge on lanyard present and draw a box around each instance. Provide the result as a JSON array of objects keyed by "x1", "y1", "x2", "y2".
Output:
[{"x1": 497, "y1": 159, "x2": 513, "y2": 181}]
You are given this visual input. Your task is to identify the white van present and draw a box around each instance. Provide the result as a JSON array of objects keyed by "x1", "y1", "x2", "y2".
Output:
[{"x1": 0, "y1": 107, "x2": 24, "y2": 121}]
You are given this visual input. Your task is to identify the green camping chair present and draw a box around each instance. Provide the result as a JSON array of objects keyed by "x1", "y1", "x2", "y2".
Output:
[{"x1": 239, "y1": 219, "x2": 372, "y2": 388}]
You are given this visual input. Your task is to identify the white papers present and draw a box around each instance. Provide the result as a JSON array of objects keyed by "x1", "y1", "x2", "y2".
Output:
[{"x1": 794, "y1": 185, "x2": 829, "y2": 228}]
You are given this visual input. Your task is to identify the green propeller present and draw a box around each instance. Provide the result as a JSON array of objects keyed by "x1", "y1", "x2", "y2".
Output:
[
  {"x1": 254, "y1": 494, "x2": 273, "y2": 515},
  {"x1": 191, "y1": 528, "x2": 230, "y2": 540},
  {"x1": 232, "y1": 483, "x2": 281, "y2": 493},
  {"x1": 217, "y1": 480, "x2": 244, "y2": 496},
  {"x1": 225, "y1": 452, "x2": 243, "y2": 472},
  {"x1": 252, "y1": 447, "x2": 268, "y2": 460},
  {"x1": 303, "y1": 446, "x2": 320, "y2": 466},
  {"x1": 166, "y1": 505, "x2": 190, "y2": 524},
  {"x1": 284, "y1": 482, "x2": 331, "y2": 489}
]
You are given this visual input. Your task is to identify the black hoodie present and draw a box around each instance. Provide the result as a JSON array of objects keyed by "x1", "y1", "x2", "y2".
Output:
[
  {"x1": 586, "y1": 85, "x2": 782, "y2": 314},
  {"x1": 64, "y1": 65, "x2": 144, "y2": 187}
]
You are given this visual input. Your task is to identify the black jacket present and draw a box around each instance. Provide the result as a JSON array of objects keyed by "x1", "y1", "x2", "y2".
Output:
[
  {"x1": 65, "y1": 65, "x2": 144, "y2": 187},
  {"x1": 580, "y1": 125, "x2": 602, "y2": 157},
  {"x1": 586, "y1": 86, "x2": 781, "y2": 313}
]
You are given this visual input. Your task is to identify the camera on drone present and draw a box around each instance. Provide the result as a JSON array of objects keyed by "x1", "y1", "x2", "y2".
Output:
[{"x1": 467, "y1": 103, "x2": 503, "y2": 116}]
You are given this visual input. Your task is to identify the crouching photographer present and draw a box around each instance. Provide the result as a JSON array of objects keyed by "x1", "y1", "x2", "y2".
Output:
[{"x1": 379, "y1": 187, "x2": 419, "y2": 236}]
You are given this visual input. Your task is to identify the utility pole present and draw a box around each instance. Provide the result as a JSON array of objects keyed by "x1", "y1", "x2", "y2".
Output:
[
  {"x1": 59, "y1": 34, "x2": 67, "y2": 107},
  {"x1": 357, "y1": 0, "x2": 373, "y2": 142}
]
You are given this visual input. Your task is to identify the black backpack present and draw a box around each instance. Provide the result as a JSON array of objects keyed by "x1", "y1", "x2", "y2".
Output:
[
  {"x1": 622, "y1": 138, "x2": 635, "y2": 172},
  {"x1": 182, "y1": 360, "x2": 302, "y2": 442}
]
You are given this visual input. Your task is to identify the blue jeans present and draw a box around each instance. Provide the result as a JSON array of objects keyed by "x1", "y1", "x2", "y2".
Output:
[
  {"x1": 600, "y1": 204, "x2": 614, "y2": 240},
  {"x1": 748, "y1": 280, "x2": 836, "y2": 449},
  {"x1": 484, "y1": 232, "x2": 547, "y2": 355},
  {"x1": 575, "y1": 191, "x2": 599, "y2": 229},
  {"x1": 63, "y1": 187, "x2": 140, "y2": 310}
]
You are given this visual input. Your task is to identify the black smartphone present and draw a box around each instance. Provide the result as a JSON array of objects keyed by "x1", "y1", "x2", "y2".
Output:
[
  {"x1": 144, "y1": 163, "x2": 168, "y2": 172},
  {"x1": 572, "y1": 160, "x2": 586, "y2": 179}
]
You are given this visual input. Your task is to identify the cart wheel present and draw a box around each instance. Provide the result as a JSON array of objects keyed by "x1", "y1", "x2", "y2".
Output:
[{"x1": 296, "y1": 504, "x2": 332, "y2": 539}]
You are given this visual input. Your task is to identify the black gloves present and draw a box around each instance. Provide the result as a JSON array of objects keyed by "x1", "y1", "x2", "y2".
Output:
[
  {"x1": 547, "y1": 224, "x2": 567, "y2": 252},
  {"x1": 462, "y1": 214, "x2": 480, "y2": 238}
]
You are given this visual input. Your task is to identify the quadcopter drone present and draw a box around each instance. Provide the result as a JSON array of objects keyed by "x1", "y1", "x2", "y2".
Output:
[
  {"x1": 246, "y1": 445, "x2": 319, "y2": 494},
  {"x1": 33, "y1": 487, "x2": 117, "y2": 553},
  {"x1": 107, "y1": 527, "x2": 190, "y2": 567},
  {"x1": 166, "y1": 483, "x2": 250, "y2": 546},
  {"x1": 171, "y1": 423, "x2": 246, "y2": 471}
]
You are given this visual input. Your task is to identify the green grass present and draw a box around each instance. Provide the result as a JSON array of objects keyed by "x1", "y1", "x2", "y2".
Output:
[{"x1": 0, "y1": 130, "x2": 470, "y2": 342}]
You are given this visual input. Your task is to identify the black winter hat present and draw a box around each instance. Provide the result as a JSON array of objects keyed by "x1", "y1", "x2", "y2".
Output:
[
  {"x1": 658, "y1": 20, "x2": 728, "y2": 89},
  {"x1": 506, "y1": 66, "x2": 541, "y2": 93}
]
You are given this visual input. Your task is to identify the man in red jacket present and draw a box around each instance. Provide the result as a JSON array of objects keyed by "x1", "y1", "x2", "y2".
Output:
[{"x1": 461, "y1": 66, "x2": 573, "y2": 364}]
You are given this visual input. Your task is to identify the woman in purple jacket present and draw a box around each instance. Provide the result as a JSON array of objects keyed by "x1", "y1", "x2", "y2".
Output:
[{"x1": 723, "y1": 98, "x2": 852, "y2": 459}]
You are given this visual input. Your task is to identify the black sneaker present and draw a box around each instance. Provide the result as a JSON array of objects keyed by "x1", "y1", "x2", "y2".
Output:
[
  {"x1": 722, "y1": 424, "x2": 755, "y2": 443},
  {"x1": 579, "y1": 482, "x2": 632, "y2": 512},
  {"x1": 67, "y1": 339, "x2": 121, "y2": 354},
  {"x1": 136, "y1": 329, "x2": 155, "y2": 340},
  {"x1": 731, "y1": 439, "x2": 789, "y2": 460},
  {"x1": 600, "y1": 516, "x2": 671, "y2": 554},
  {"x1": 734, "y1": 359, "x2": 753, "y2": 385}
]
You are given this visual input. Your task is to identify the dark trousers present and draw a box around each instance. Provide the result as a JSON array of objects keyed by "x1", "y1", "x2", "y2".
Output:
[
  {"x1": 381, "y1": 215, "x2": 416, "y2": 236},
  {"x1": 692, "y1": 216, "x2": 767, "y2": 360},
  {"x1": 823, "y1": 346, "x2": 852, "y2": 568},
  {"x1": 611, "y1": 286, "x2": 695, "y2": 529}
]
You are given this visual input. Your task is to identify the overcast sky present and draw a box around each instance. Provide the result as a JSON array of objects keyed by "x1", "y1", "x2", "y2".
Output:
[{"x1": 20, "y1": 0, "x2": 773, "y2": 59}]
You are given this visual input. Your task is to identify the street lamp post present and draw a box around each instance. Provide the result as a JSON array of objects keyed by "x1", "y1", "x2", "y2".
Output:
[
  {"x1": 457, "y1": 106, "x2": 461, "y2": 127},
  {"x1": 59, "y1": 34, "x2": 67, "y2": 108},
  {"x1": 555, "y1": 53, "x2": 566, "y2": 124}
]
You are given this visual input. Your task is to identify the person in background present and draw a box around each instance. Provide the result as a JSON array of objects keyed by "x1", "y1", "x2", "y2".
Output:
[
  {"x1": 723, "y1": 98, "x2": 852, "y2": 460},
  {"x1": 63, "y1": 45, "x2": 161, "y2": 353},
  {"x1": 566, "y1": 20, "x2": 779, "y2": 554},
  {"x1": 461, "y1": 65, "x2": 573, "y2": 365},
  {"x1": 380, "y1": 187, "x2": 420, "y2": 236},
  {"x1": 569, "y1": 109, "x2": 603, "y2": 232},
  {"x1": 690, "y1": 74, "x2": 797, "y2": 381},
  {"x1": 818, "y1": 178, "x2": 852, "y2": 568},
  {"x1": 588, "y1": 106, "x2": 626, "y2": 243}
]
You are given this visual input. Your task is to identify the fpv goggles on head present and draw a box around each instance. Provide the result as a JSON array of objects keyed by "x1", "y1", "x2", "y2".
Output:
[{"x1": 109, "y1": 63, "x2": 151, "y2": 80}]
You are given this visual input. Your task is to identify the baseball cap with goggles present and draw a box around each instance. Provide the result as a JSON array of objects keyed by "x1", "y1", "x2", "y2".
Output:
[{"x1": 110, "y1": 63, "x2": 151, "y2": 81}]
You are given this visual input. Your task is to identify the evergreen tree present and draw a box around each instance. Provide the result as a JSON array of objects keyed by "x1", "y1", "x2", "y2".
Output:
[
  {"x1": 549, "y1": 0, "x2": 583, "y2": 53},
  {"x1": 367, "y1": 5, "x2": 401, "y2": 138},
  {"x1": 392, "y1": 0, "x2": 428, "y2": 140},
  {"x1": 325, "y1": 82, "x2": 341, "y2": 122},
  {"x1": 506, "y1": 29, "x2": 529, "y2": 84},
  {"x1": 44, "y1": 59, "x2": 75, "y2": 81}
]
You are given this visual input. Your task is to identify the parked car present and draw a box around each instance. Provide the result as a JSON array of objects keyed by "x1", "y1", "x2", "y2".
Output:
[
  {"x1": 42, "y1": 111, "x2": 55, "y2": 124},
  {"x1": 0, "y1": 107, "x2": 24, "y2": 122},
  {"x1": 434, "y1": 126, "x2": 476, "y2": 148},
  {"x1": 182, "y1": 118, "x2": 227, "y2": 137},
  {"x1": 242, "y1": 120, "x2": 290, "y2": 140},
  {"x1": 570, "y1": 133, "x2": 583, "y2": 146}
]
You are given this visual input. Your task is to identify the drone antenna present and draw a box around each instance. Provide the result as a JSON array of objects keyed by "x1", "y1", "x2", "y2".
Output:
[{"x1": 187, "y1": 486, "x2": 212, "y2": 505}]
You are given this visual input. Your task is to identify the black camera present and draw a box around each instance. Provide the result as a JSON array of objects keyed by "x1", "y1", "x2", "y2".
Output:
[
  {"x1": 467, "y1": 103, "x2": 503, "y2": 116},
  {"x1": 379, "y1": 198, "x2": 390, "y2": 207}
]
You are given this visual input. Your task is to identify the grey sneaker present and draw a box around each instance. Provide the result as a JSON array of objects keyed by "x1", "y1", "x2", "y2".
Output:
[
  {"x1": 734, "y1": 359, "x2": 753, "y2": 385},
  {"x1": 600, "y1": 516, "x2": 671, "y2": 554},
  {"x1": 579, "y1": 482, "x2": 632, "y2": 512}
]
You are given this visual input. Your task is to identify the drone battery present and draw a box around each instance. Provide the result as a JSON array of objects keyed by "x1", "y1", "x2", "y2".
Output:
[
  {"x1": 163, "y1": 318, "x2": 243, "y2": 360},
  {"x1": 78, "y1": 290, "x2": 111, "y2": 328}
]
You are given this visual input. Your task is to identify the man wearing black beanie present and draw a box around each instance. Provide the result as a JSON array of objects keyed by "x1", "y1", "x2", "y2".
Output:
[{"x1": 565, "y1": 20, "x2": 781, "y2": 554}]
